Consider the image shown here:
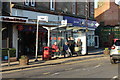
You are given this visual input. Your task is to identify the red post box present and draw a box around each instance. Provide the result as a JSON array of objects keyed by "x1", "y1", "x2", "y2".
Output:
[{"x1": 42, "y1": 47, "x2": 52, "y2": 60}]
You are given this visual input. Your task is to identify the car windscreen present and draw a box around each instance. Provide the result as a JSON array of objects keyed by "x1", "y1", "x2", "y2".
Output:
[{"x1": 115, "y1": 40, "x2": 120, "y2": 46}]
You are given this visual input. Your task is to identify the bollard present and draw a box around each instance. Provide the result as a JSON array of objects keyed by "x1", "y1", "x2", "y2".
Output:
[{"x1": 7, "y1": 48, "x2": 10, "y2": 66}]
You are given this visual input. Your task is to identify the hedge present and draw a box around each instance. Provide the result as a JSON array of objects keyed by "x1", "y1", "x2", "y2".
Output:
[{"x1": 2, "y1": 48, "x2": 16, "y2": 57}]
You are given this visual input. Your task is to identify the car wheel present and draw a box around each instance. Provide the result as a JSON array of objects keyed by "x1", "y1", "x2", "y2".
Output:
[{"x1": 110, "y1": 59, "x2": 116, "y2": 64}]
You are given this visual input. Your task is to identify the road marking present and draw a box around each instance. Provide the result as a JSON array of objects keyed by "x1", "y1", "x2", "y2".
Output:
[
  {"x1": 111, "y1": 76, "x2": 118, "y2": 80},
  {"x1": 113, "y1": 76, "x2": 118, "y2": 78},
  {"x1": 43, "y1": 72, "x2": 51, "y2": 75},
  {"x1": 52, "y1": 72, "x2": 60, "y2": 76},
  {"x1": 94, "y1": 64, "x2": 101, "y2": 68}
]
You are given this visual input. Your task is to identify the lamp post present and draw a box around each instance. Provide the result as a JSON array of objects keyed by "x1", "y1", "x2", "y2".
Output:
[
  {"x1": 85, "y1": 0, "x2": 89, "y2": 55},
  {"x1": 35, "y1": 18, "x2": 39, "y2": 62},
  {"x1": 35, "y1": 16, "x2": 48, "y2": 62}
]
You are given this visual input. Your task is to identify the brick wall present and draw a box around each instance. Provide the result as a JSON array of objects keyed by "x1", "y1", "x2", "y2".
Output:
[
  {"x1": 12, "y1": 2, "x2": 94, "y2": 19},
  {"x1": 95, "y1": 0, "x2": 119, "y2": 26},
  {"x1": 55, "y1": 2, "x2": 73, "y2": 14}
]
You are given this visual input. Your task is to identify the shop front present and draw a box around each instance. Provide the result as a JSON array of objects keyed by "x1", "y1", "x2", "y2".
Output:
[
  {"x1": 1, "y1": 15, "x2": 64, "y2": 60},
  {"x1": 96, "y1": 26, "x2": 120, "y2": 47},
  {"x1": 50, "y1": 27, "x2": 72, "y2": 50},
  {"x1": 16, "y1": 25, "x2": 48, "y2": 58},
  {"x1": 63, "y1": 16, "x2": 98, "y2": 55}
]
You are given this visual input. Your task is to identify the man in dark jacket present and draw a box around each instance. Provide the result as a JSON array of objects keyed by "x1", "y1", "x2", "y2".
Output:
[
  {"x1": 69, "y1": 37, "x2": 75, "y2": 56},
  {"x1": 63, "y1": 42, "x2": 72, "y2": 57}
]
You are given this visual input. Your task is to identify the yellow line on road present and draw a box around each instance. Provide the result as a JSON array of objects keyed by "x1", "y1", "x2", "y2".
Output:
[
  {"x1": 63, "y1": 57, "x2": 107, "y2": 65},
  {"x1": 43, "y1": 72, "x2": 51, "y2": 75},
  {"x1": 2, "y1": 66, "x2": 50, "y2": 74},
  {"x1": 2, "y1": 64, "x2": 58, "y2": 74}
]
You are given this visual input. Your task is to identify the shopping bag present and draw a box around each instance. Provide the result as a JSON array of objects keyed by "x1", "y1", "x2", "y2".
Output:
[
  {"x1": 74, "y1": 47, "x2": 80, "y2": 52},
  {"x1": 68, "y1": 47, "x2": 71, "y2": 53}
]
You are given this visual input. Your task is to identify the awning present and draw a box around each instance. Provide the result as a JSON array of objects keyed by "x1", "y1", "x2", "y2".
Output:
[
  {"x1": 66, "y1": 26, "x2": 95, "y2": 31},
  {"x1": 67, "y1": 26, "x2": 86, "y2": 31},
  {"x1": 0, "y1": 16, "x2": 64, "y2": 27}
]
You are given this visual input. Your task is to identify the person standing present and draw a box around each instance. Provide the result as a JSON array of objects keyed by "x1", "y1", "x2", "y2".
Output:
[
  {"x1": 52, "y1": 42, "x2": 59, "y2": 58},
  {"x1": 69, "y1": 37, "x2": 75, "y2": 56},
  {"x1": 63, "y1": 42, "x2": 72, "y2": 57},
  {"x1": 76, "y1": 38, "x2": 82, "y2": 55}
]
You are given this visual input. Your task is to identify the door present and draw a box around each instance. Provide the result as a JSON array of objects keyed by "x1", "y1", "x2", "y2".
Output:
[{"x1": 94, "y1": 36, "x2": 99, "y2": 48}]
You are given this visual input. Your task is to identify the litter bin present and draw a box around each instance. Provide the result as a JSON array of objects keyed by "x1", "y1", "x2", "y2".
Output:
[{"x1": 42, "y1": 47, "x2": 52, "y2": 60}]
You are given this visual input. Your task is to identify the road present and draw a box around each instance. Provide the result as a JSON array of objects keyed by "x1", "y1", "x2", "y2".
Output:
[{"x1": 2, "y1": 56, "x2": 119, "y2": 79}]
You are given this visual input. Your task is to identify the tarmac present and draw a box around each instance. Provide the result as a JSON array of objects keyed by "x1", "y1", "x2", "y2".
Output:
[{"x1": 1, "y1": 48, "x2": 106, "y2": 72}]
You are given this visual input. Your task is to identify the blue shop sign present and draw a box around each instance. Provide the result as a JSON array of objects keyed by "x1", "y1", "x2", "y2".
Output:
[{"x1": 63, "y1": 16, "x2": 97, "y2": 28}]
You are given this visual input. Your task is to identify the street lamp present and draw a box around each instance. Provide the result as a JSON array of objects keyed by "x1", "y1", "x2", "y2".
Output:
[
  {"x1": 35, "y1": 18, "x2": 39, "y2": 62},
  {"x1": 85, "y1": 0, "x2": 89, "y2": 55},
  {"x1": 35, "y1": 16, "x2": 48, "y2": 62}
]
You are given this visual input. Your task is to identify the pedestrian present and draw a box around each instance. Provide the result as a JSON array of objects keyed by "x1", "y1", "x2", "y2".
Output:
[
  {"x1": 67, "y1": 37, "x2": 71, "y2": 46},
  {"x1": 52, "y1": 42, "x2": 60, "y2": 58},
  {"x1": 76, "y1": 38, "x2": 82, "y2": 56},
  {"x1": 63, "y1": 42, "x2": 72, "y2": 57},
  {"x1": 69, "y1": 37, "x2": 75, "y2": 56}
]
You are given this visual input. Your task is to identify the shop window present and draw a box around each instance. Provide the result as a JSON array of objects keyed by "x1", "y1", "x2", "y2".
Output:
[
  {"x1": 24, "y1": 0, "x2": 35, "y2": 7},
  {"x1": 72, "y1": 2, "x2": 76, "y2": 14},
  {"x1": 24, "y1": 0, "x2": 29, "y2": 6},
  {"x1": 30, "y1": 0, "x2": 35, "y2": 6},
  {"x1": 2, "y1": 29, "x2": 7, "y2": 48},
  {"x1": 88, "y1": 35, "x2": 94, "y2": 46}
]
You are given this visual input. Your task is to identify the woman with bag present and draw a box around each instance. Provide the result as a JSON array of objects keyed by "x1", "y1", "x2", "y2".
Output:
[{"x1": 75, "y1": 38, "x2": 82, "y2": 56}]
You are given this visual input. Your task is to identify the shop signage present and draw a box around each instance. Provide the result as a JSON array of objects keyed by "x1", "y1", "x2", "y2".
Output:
[
  {"x1": 37, "y1": 16, "x2": 48, "y2": 22},
  {"x1": 17, "y1": 25, "x2": 48, "y2": 32},
  {"x1": 61, "y1": 20, "x2": 67, "y2": 25},
  {"x1": 0, "y1": 16, "x2": 28, "y2": 22},
  {"x1": 63, "y1": 16, "x2": 98, "y2": 28}
]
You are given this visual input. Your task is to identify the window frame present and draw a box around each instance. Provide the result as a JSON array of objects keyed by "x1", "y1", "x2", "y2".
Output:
[
  {"x1": 50, "y1": 0, "x2": 55, "y2": 10},
  {"x1": 24, "y1": 0, "x2": 29, "y2": 6},
  {"x1": 30, "y1": 0, "x2": 35, "y2": 7}
]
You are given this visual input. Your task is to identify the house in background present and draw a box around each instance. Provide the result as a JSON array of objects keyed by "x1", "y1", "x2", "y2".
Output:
[{"x1": 95, "y1": 0, "x2": 120, "y2": 47}]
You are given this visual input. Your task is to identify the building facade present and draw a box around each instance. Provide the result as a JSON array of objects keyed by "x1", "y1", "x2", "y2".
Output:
[{"x1": 1, "y1": 1, "x2": 97, "y2": 59}]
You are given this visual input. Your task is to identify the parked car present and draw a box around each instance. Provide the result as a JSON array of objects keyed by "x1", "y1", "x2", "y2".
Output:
[{"x1": 110, "y1": 40, "x2": 120, "y2": 64}]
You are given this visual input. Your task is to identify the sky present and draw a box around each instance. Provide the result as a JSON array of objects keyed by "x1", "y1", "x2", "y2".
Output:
[{"x1": 94, "y1": 0, "x2": 99, "y2": 8}]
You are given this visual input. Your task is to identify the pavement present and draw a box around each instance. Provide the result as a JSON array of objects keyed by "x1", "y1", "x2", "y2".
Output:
[{"x1": 1, "y1": 48, "x2": 105, "y2": 72}]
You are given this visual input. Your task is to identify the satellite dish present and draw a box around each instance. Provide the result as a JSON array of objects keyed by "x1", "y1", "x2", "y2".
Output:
[{"x1": 115, "y1": 0, "x2": 120, "y2": 5}]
